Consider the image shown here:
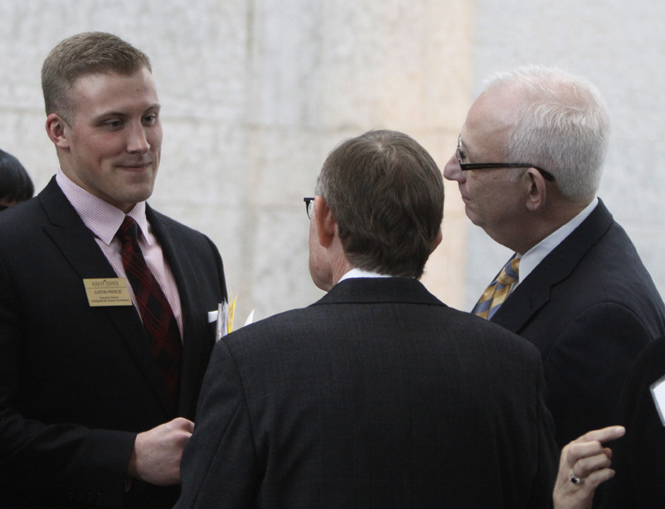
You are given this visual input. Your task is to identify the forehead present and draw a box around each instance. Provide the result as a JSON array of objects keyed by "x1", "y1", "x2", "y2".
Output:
[
  {"x1": 67, "y1": 68, "x2": 159, "y2": 117},
  {"x1": 461, "y1": 87, "x2": 521, "y2": 159}
]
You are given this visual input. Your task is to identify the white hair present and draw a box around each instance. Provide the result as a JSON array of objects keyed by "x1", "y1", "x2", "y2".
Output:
[{"x1": 484, "y1": 65, "x2": 611, "y2": 203}]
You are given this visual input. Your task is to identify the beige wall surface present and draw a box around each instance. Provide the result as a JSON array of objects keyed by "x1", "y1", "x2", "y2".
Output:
[
  {"x1": 7, "y1": 1, "x2": 658, "y2": 320},
  {"x1": 0, "y1": 0, "x2": 474, "y2": 321}
]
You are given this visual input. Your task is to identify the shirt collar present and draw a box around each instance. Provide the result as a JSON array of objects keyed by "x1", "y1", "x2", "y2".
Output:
[
  {"x1": 339, "y1": 267, "x2": 393, "y2": 282},
  {"x1": 55, "y1": 167, "x2": 151, "y2": 245},
  {"x1": 517, "y1": 196, "x2": 598, "y2": 286}
]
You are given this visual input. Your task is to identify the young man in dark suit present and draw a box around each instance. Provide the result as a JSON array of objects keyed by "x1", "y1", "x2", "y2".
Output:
[
  {"x1": 176, "y1": 130, "x2": 558, "y2": 508},
  {"x1": 0, "y1": 32, "x2": 227, "y2": 508},
  {"x1": 443, "y1": 66, "x2": 665, "y2": 451}
]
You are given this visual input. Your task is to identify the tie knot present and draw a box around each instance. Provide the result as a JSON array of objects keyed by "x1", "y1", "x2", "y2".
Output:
[
  {"x1": 497, "y1": 257, "x2": 520, "y2": 286},
  {"x1": 117, "y1": 216, "x2": 139, "y2": 244}
]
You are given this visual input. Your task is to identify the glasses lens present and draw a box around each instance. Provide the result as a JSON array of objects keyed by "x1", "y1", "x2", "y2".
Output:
[{"x1": 304, "y1": 198, "x2": 314, "y2": 218}]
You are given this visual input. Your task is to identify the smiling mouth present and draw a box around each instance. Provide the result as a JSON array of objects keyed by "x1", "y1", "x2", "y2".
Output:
[{"x1": 117, "y1": 162, "x2": 152, "y2": 169}]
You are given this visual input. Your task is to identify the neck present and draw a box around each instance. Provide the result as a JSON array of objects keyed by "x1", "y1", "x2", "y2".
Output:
[
  {"x1": 331, "y1": 258, "x2": 356, "y2": 288},
  {"x1": 501, "y1": 198, "x2": 591, "y2": 254}
]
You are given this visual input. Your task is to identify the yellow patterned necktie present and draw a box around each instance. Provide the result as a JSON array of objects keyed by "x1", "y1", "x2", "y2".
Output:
[{"x1": 472, "y1": 256, "x2": 520, "y2": 320}]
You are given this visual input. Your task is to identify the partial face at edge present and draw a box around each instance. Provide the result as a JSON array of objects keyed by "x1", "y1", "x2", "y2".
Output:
[{"x1": 308, "y1": 196, "x2": 334, "y2": 291}]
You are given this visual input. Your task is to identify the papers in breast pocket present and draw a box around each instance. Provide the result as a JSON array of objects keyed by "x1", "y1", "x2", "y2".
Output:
[{"x1": 208, "y1": 296, "x2": 254, "y2": 342}]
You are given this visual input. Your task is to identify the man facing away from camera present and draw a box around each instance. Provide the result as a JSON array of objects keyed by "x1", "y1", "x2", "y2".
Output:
[
  {"x1": 175, "y1": 130, "x2": 558, "y2": 509},
  {"x1": 0, "y1": 32, "x2": 227, "y2": 508}
]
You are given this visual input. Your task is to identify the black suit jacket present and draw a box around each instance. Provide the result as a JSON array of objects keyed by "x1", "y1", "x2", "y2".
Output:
[
  {"x1": 0, "y1": 178, "x2": 227, "y2": 508},
  {"x1": 491, "y1": 200, "x2": 665, "y2": 449},
  {"x1": 601, "y1": 335, "x2": 665, "y2": 508},
  {"x1": 175, "y1": 278, "x2": 558, "y2": 509}
]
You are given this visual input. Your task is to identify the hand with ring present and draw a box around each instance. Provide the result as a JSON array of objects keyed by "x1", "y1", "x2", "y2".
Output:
[{"x1": 553, "y1": 425, "x2": 625, "y2": 509}]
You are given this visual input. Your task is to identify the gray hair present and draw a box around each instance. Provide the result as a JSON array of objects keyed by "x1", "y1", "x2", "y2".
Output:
[{"x1": 484, "y1": 65, "x2": 610, "y2": 202}]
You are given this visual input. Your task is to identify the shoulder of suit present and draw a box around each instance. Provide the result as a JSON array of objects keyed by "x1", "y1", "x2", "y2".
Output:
[
  {"x1": 450, "y1": 308, "x2": 543, "y2": 356},
  {"x1": 0, "y1": 197, "x2": 47, "y2": 238},
  {"x1": 220, "y1": 307, "x2": 312, "y2": 355}
]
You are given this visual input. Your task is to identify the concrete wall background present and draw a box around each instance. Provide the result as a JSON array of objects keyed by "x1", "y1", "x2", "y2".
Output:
[
  {"x1": 465, "y1": 0, "x2": 665, "y2": 309},
  {"x1": 4, "y1": 1, "x2": 661, "y2": 318},
  {"x1": 0, "y1": 0, "x2": 472, "y2": 322}
]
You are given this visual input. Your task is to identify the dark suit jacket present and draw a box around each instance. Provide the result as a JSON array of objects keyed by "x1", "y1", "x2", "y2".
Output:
[
  {"x1": 175, "y1": 278, "x2": 558, "y2": 509},
  {"x1": 601, "y1": 335, "x2": 665, "y2": 508},
  {"x1": 0, "y1": 178, "x2": 227, "y2": 509},
  {"x1": 491, "y1": 199, "x2": 665, "y2": 449}
]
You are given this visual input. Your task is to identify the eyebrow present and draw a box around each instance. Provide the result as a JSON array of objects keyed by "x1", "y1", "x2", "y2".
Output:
[{"x1": 93, "y1": 104, "x2": 161, "y2": 121}]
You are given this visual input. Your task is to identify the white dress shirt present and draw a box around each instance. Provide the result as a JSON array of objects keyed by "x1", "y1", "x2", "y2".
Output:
[
  {"x1": 339, "y1": 267, "x2": 393, "y2": 282},
  {"x1": 515, "y1": 197, "x2": 599, "y2": 288}
]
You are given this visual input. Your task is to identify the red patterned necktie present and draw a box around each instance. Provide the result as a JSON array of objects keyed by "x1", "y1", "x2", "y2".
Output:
[{"x1": 117, "y1": 216, "x2": 182, "y2": 411}]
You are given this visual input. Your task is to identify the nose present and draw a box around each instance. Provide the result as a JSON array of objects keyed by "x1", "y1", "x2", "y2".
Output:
[
  {"x1": 126, "y1": 122, "x2": 150, "y2": 154},
  {"x1": 443, "y1": 153, "x2": 465, "y2": 182}
]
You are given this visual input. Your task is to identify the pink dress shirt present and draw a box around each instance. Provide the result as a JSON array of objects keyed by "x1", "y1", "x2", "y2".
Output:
[{"x1": 55, "y1": 168, "x2": 184, "y2": 338}]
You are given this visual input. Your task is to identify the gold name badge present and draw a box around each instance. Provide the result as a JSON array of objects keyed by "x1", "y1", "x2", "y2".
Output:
[{"x1": 83, "y1": 278, "x2": 133, "y2": 307}]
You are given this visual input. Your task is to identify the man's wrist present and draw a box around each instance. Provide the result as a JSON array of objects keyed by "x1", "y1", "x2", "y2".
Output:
[{"x1": 126, "y1": 433, "x2": 140, "y2": 479}]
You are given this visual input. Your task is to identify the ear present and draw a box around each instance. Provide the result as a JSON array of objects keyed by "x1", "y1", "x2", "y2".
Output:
[
  {"x1": 430, "y1": 228, "x2": 443, "y2": 253},
  {"x1": 314, "y1": 196, "x2": 337, "y2": 248},
  {"x1": 45, "y1": 113, "x2": 71, "y2": 150},
  {"x1": 525, "y1": 168, "x2": 547, "y2": 212}
]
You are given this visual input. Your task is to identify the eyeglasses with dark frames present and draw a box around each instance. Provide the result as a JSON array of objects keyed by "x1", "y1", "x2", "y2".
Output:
[
  {"x1": 455, "y1": 134, "x2": 555, "y2": 182},
  {"x1": 304, "y1": 197, "x2": 315, "y2": 219}
]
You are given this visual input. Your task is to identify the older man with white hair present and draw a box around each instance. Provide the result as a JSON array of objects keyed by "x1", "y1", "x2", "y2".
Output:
[{"x1": 444, "y1": 66, "x2": 665, "y2": 452}]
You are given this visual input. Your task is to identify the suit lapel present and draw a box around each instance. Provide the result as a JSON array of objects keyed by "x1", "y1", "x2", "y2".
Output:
[
  {"x1": 39, "y1": 179, "x2": 175, "y2": 416},
  {"x1": 491, "y1": 199, "x2": 614, "y2": 333},
  {"x1": 146, "y1": 207, "x2": 210, "y2": 417}
]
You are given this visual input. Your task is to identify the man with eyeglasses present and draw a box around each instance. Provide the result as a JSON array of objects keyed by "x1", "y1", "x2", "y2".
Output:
[
  {"x1": 175, "y1": 130, "x2": 558, "y2": 508},
  {"x1": 443, "y1": 65, "x2": 665, "y2": 455}
]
